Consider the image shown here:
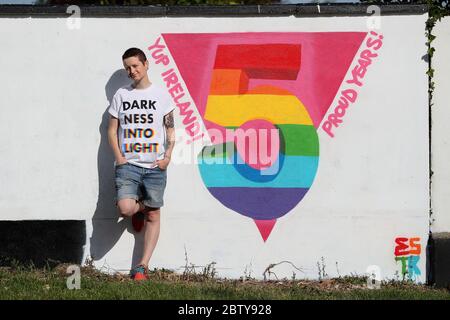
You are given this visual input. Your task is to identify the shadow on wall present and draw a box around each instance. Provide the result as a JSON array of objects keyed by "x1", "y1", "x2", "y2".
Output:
[{"x1": 89, "y1": 69, "x2": 144, "y2": 270}]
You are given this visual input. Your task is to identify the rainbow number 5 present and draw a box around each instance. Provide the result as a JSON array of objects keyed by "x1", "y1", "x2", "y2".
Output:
[{"x1": 198, "y1": 44, "x2": 319, "y2": 221}]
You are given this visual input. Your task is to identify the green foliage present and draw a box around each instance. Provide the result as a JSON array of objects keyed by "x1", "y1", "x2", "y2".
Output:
[
  {"x1": 44, "y1": 0, "x2": 274, "y2": 5},
  {"x1": 360, "y1": 1, "x2": 448, "y2": 108},
  {"x1": 0, "y1": 266, "x2": 449, "y2": 299},
  {"x1": 423, "y1": 0, "x2": 448, "y2": 107}
]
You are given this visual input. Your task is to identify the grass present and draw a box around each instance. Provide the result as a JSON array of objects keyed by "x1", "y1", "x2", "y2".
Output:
[{"x1": 0, "y1": 264, "x2": 449, "y2": 300}]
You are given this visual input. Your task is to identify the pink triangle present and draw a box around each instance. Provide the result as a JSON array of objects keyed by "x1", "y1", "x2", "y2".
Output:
[
  {"x1": 162, "y1": 32, "x2": 367, "y2": 129},
  {"x1": 254, "y1": 219, "x2": 277, "y2": 242},
  {"x1": 162, "y1": 33, "x2": 367, "y2": 242}
]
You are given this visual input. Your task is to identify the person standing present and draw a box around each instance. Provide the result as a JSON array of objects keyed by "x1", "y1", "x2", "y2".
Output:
[{"x1": 108, "y1": 47, "x2": 175, "y2": 280}]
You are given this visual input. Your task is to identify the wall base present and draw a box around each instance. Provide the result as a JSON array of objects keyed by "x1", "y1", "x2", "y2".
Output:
[
  {"x1": 0, "y1": 220, "x2": 86, "y2": 268},
  {"x1": 428, "y1": 232, "x2": 450, "y2": 289}
]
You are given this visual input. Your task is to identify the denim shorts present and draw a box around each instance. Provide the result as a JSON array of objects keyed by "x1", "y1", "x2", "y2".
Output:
[{"x1": 114, "y1": 162, "x2": 167, "y2": 208}]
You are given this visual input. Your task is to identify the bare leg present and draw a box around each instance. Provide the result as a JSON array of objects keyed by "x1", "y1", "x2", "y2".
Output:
[
  {"x1": 117, "y1": 199, "x2": 144, "y2": 217},
  {"x1": 139, "y1": 208, "x2": 160, "y2": 267}
]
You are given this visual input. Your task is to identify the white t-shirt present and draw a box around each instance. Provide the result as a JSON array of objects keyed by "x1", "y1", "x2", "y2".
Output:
[{"x1": 108, "y1": 84, "x2": 175, "y2": 168}]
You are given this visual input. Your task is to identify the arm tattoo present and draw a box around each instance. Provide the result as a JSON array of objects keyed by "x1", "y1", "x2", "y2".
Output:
[
  {"x1": 166, "y1": 139, "x2": 174, "y2": 151},
  {"x1": 164, "y1": 111, "x2": 174, "y2": 128}
]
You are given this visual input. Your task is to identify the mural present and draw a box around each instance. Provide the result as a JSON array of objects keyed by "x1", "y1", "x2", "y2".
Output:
[
  {"x1": 0, "y1": 13, "x2": 429, "y2": 281},
  {"x1": 148, "y1": 32, "x2": 384, "y2": 241}
]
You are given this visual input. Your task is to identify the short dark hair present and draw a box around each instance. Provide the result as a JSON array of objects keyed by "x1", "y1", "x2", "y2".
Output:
[{"x1": 122, "y1": 47, "x2": 147, "y2": 64}]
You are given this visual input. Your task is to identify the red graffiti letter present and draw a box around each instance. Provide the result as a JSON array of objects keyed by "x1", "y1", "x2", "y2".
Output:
[
  {"x1": 394, "y1": 237, "x2": 410, "y2": 256},
  {"x1": 409, "y1": 237, "x2": 421, "y2": 255}
]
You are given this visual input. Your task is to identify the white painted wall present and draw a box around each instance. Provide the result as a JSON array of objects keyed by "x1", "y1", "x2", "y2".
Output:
[
  {"x1": 431, "y1": 16, "x2": 450, "y2": 234},
  {"x1": 0, "y1": 14, "x2": 429, "y2": 281}
]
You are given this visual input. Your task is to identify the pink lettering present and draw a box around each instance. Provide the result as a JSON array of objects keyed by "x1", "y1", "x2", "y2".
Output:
[
  {"x1": 168, "y1": 83, "x2": 184, "y2": 98},
  {"x1": 342, "y1": 89, "x2": 357, "y2": 103},
  {"x1": 361, "y1": 49, "x2": 378, "y2": 60},
  {"x1": 322, "y1": 33, "x2": 383, "y2": 138},
  {"x1": 163, "y1": 70, "x2": 179, "y2": 88},
  {"x1": 148, "y1": 37, "x2": 170, "y2": 66},
  {"x1": 346, "y1": 65, "x2": 363, "y2": 87},
  {"x1": 186, "y1": 121, "x2": 200, "y2": 137},
  {"x1": 334, "y1": 97, "x2": 349, "y2": 117},
  {"x1": 322, "y1": 121, "x2": 334, "y2": 138},
  {"x1": 148, "y1": 37, "x2": 205, "y2": 143}
]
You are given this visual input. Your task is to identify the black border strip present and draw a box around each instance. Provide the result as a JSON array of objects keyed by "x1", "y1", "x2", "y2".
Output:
[{"x1": 0, "y1": 4, "x2": 428, "y2": 18}]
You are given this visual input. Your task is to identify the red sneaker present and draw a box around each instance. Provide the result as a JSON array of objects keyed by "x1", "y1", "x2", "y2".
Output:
[
  {"x1": 132, "y1": 211, "x2": 145, "y2": 232},
  {"x1": 130, "y1": 264, "x2": 149, "y2": 281}
]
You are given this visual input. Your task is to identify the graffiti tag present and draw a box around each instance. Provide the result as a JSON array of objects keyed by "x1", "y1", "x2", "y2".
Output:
[{"x1": 394, "y1": 237, "x2": 421, "y2": 280}]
